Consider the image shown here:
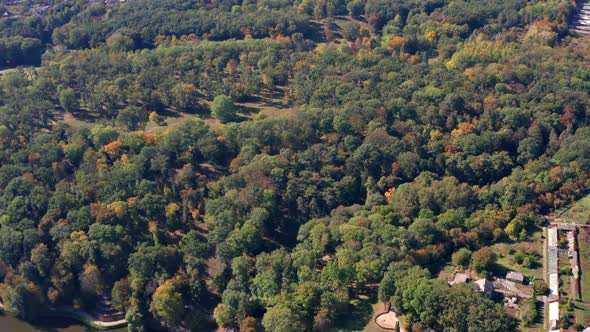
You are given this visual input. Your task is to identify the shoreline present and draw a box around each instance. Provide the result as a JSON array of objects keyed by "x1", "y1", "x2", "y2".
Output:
[{"x1": 0, "y1": 301, "x2": 128, "y2": 330}]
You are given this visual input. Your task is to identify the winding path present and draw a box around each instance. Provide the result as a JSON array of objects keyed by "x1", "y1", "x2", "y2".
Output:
[{"x1": 0, "y1": 301, "x2": 127, "y2": 330}]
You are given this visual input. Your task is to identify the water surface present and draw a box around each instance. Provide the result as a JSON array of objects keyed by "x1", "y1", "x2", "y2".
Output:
[{"x1": 0, "y1": 311, "x2": 128, "y2": 332}]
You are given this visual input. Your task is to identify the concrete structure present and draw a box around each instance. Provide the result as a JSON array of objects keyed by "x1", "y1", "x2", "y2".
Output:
[
  {"x1": 549, "y1": 273, "x2": 559, "y2": 298},
  {"x1": 475, "y1": 278, "x2": 494, "y2": 295},
  {"x1": 549, "y1": 248, "x2": 558, "y2": 274},
  {"x1": 506, "y1": 271, "x2": 524, "y2": 284},
  {"x1": 450, "y1": 273, "x2": 469, "y2": 285},
  {"x1": 548, "y1": 226, "x2": 558, "y2": 247},
  {"x1": 545, "y1": 222, "x2": 581, "y2": 329},
  {"x1": 549, "y1": 301, "x2": 560, "y2": 331},
  {"x1": 568, "y1": 230, "x2": 581, "y2": 287},
  {"x1": 547, "y1": 223, "x2": 560, "y2": 330},
  {"x1": 572, "y1": 1, "x2": 590, "y2": 35},
  {"x1": 558, "y1": 223, "x2": 577, "y2": 231}
]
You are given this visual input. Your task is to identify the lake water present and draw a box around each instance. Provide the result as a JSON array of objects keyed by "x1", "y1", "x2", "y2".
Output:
[{"x1": 0, "y1": 311, "x2": 128, "y2": 332}]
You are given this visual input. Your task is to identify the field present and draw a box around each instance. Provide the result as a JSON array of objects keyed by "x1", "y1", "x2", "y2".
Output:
[
  {"x1": 576, "y1": 228, "x2": 590, "y2": 326},
  {"x1": 552, "y1": 193, "x2": 590, "y2": 225},
  {"x1": 492, "y1": 229, "x2": 545, "y2": 280},
  {"x1": 61, "y1": 90, "x2": 293, "y2": 133},
  {"x1": 0, "y1": 68, "x2": 16, "y2": 77}
]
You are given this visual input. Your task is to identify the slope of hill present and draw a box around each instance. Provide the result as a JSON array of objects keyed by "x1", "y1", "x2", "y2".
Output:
[{"x1": 0, "y1": 0, "x2": 589, "y2": 331}]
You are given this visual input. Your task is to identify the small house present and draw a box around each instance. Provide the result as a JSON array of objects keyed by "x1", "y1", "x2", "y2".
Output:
[{"x1": 506, "y1": 271, "x2": 524, "y2": 284}]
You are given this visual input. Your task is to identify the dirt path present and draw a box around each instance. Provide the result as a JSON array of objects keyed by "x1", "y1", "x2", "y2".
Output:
[
  {"x1": 0, "y1": 301, "x2": 127, "y2": 329},
  {"x1": 50, "y1": 306, "x2": 127, "y2": 328},
  {"x1": 364, "y1": 303, "x2": 408, "y2": 332}
]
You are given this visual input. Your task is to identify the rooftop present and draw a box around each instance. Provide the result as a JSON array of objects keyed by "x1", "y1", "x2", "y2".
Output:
[
  {"x1": 451, "y1": 273, "x2": 469, "y2": 285},
  {"x1": 506, "y1": 271, "x2": 524, "y2": 282},
  {"x1": 475, "y1": 278, "x2": 494, "y2": 293}
]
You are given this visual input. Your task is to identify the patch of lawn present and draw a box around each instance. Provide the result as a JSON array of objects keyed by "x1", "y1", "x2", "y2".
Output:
[
  {"x1": 336, "y1": 297, "x2": 376, "y2": 332},
  {"x1": 521, "y1": 299, "x2": 544, "y2": 332},
  {"x1": 492, "y1": 235, "x2": 544, "y2": 280},
  {"x1": 577, "y1": 228, "x2": 590, "y2": 325},
  {"x1": 554, "y1": 193, "x2": 590, "y2": 225}
]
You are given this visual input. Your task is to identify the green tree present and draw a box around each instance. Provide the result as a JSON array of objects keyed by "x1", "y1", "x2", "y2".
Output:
[
  {"x1": 214, "y1": 303, "x2": 235, "y2": 327},
  {"x1": 471, "y1": 247, "x2": 497, "y2": 274},
  {"x1": 126, "y1": 304, "x2": 145, "y2": 332},
  {"x1": 112, "y1": 279, "x2": 132, "y2": 311},
  {"x1": 171, "y1": 83, "x2": 203, "y2": 113},
  {"x1": 6, "y1": 283, "x2": 43, "y2": 321},
  {"x1": 262, "y1": 305, "x2": 306, "y2": 332},
  {"x1": 532, "y1": 281, "x2": 548, "y2": 296},
  {"x1": 347, "y1": 0, "x2": 364, "y2": 17},
  {"x1": 79, "y1": 264, "x2": 105, "y2": 304},
  {"x1": 116, "y1": 106, "x2": 145, "y2": 130},
  {"x1": 211, "y1": 95, "x2": 237, "y2": 123},
  {"x1": 451, "y1": 248, "x2": 472, "y2": 268},
  {"x1": 90, "y1": 125, "x2": 119, "y2": 147},
  {"x1": 106, "y1": 30, "x2": 137, "y2": 52},
  {"x1": 30, "y1": 243, "x2": 51, "y2": 277},
  {"x1": 59, "y1": 88, "x2": 79, "y2": 113}
]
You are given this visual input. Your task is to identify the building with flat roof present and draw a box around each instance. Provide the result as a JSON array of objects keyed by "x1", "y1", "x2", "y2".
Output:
[
  {"x1": 506, "y1": 271, "x2": 524, "y2": 284},
  {"x1": 549, "y1": 301, "x2": 559, "y2": 331}
]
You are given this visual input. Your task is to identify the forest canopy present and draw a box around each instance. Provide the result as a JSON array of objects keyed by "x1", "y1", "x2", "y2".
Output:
[{"x1": 0, "y1": 0, "x2": 587, "y2": 331}]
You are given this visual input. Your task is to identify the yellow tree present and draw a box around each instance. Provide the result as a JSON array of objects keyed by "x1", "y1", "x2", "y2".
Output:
[{"x1": 150, "y1": 278, "x2": 185, "y2": 328}]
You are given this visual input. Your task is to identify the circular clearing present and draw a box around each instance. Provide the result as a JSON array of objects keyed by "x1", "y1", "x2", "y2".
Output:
[{"x1": 375, "y1": 311, "x2": 400, "y2": 330}]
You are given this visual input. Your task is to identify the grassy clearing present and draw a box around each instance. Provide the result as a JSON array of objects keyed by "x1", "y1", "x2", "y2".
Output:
[
  {"x1": 334, "y1": 297, "x2": 376, "y2": 332},
  {"x1": 0, "y1": 66, "x2": 39, "y2": 80},
  {"x1": 496, "y1": 254, "x2": 543, "y2": 279},
  {"x1": 361, "y1": 303, "x2": 395, "y2": 332},
  {"x1": 492, "y1": 232, "x2": 544, "y2": 280},
  {"x1": 332, "y1": 16, "x2": 369, "y2": 34},
  {"x1": 61, "y1": 112, "x2": 98, "y2": 129},
  {"x1": 577, "y1": 228, "x2": 590, "y2": 325},
  {"x1": 332, "y1": 17, "x2": 356, "y2": 34},
  {"x1": 559, "y1": 254, "x2": 572, "y2": 298},
  {"x1": 0, "y1": 68, "x2": 16, "y2": 77},
  {"x1": 553, "y1": 193, "x2": 590, "y2": 225},
  {"x1": 332, "y1": 299, "x2": 394, "y2": 332},
  {"x1": 144, "y1": 112, "x2": 213, "y2": 133},
  {"x1": 313, "y1": 16, "x2": 370, "y2": 49},
  {"x1": 61, "y1": 90, "x2": 293, "y2": 134},
  {"x1": 521, "y1": 298, "x2": 544, "y2": 332}
]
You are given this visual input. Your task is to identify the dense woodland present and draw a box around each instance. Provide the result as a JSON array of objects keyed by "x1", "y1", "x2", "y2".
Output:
[{"x1": 0, "y1": 0, "x2": 589, "y2": 331}]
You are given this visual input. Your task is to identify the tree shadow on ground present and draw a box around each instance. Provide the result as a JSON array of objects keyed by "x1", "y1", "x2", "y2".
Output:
[
  {"x1": 236, "y1": 104, "x2": 259, "y2": 117},
  {"x1": 335, "y1": 294, "x2": 377, "y2": 331}
]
